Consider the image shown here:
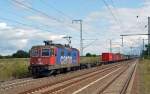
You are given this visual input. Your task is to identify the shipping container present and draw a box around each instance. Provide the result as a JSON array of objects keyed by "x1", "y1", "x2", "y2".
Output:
[{"x1": 102, "y1": 53, "x2": 113, "y2": 62}]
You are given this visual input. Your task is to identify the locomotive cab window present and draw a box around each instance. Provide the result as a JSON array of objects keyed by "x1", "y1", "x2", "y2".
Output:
[
  {"x1": 42, "y1": 49, "x2": 50, "y2": 56},
  {"x1": 31, "y1": 49, "x2": 39, "y2": 57}
]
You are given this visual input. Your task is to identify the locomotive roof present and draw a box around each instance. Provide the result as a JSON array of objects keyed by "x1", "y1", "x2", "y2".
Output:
[{"x1": 31, "y1": 44, "x2": 78, "y2": 50}]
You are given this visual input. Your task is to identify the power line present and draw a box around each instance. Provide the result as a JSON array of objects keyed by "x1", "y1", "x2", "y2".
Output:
[
  {"x1": 0, "y1": 1, "x2": 61, "y2": 32},
  {"x1": 109, "y1": 0, "x2": 124, "y2": 27},
  {"x1": 12, "y1": 0, "x2": 99, "y2": 47},
  {"x1": 39, "y1": 0, "x2": 73, "y2": 20},
  {"x1": 38, "y1": 0, "x2": 93, "y2": 38},
  {"x1": 0, "y1": 16, "x2": 58, "y2": 33},
  {"x1": 83, "y1": 39, "x2": 98, "y2": 49},
  {"x1": 10, "y1": 0, "x2": 82, "y2": 38},
  {"x1": 13, "y1": 0, "x2": 63, "y2": 22},
  {"x1": 39, "y1": 0, "x2": 97, "y2": 38},
  {"x1": 13, "y1": 0, "x2": 79, "y2": 32},
  {"x1": 101, "y1": 0, "x2": 123, "y2": 29}
]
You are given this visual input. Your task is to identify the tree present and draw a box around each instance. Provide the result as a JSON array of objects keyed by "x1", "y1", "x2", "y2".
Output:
[
  {"x1": 12, "y1": 50, "x2": 29, "y2": 58},
  {"x1": 142, "y1": 44, "x2": 150, "y2": 59},
  {"x1": 92, "y1": 54, "x2": 97, "y2": 57},
  {"x1": 85, "y1": 53, "x2": 97, "y2": 57},
  {"x1": 0, "y1": 55, "x2": 3, "y2": 59},
  {"x1": 86, "y1": 53, "x2": 92, "y2": 57}
]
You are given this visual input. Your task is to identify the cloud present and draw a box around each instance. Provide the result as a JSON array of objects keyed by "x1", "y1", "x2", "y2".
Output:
[
  {"x1": 82, "y1": 1, "x2": 150, "y2": 55},
  {"x1": 0, "y1": 22, "x2": 65, "y2": 55},
  {"x1": 0, "y1": 23, "x2": 11, "y2": 29},
  {"x1": 2, "y1": 1, "x2": 150, "y2": 55}
]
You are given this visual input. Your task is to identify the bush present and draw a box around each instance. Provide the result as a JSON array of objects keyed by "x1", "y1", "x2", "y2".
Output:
[
  {"x1": 0, "y1": 58, "x2": 29, "y2": 81},
  {"x1": 12, "y1": 50, "x2": 29, "y2": 58},
  {"x1": 86, "y1": 53, "x2": 92, "y2": 57},
  {"x1": 86, "y1": 53, "x2": 97, "y2": 57}
]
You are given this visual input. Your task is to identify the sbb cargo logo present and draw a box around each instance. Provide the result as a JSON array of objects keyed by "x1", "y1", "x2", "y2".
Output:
[{"x1": 60, "y1": 56, "x2": 72, "y2": 64}]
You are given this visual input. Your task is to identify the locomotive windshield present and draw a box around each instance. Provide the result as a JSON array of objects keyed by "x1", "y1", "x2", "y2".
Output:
[
  {"x1": 42, "y1": 49, "x2": 50, "y2": 56},
  {"x1": 31, "y1": 49, "x2": 39, "y2": 57}
]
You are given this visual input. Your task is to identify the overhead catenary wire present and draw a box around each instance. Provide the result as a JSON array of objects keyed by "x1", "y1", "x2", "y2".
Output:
[
  {"x1": 101, "y1": 0, "x2": 126, "y2": 53},
  {"x1": 101, "y1": 0, "x2": 123, "y2": 30},
  {"x1": 39, "y1": 0, "x2": 99, "y2": 38},
  {"x1": 83, "y1": 39, "x2": 98, "y2": 49},
  {"x1": 1, "y1": 16, "x2": 81, "y2": 41},
  {"x1": 40, "y1": 0, "x2": 100, "y2": 39},
  {"x1": 1, "y1": 1, "x2": 62, "y2": 32},
  {"x1": 0, "y1": 16, "x2": 60, "y2": 34},
  {"x1": 109, "y1": 0, "x2": 124, "y2": 28},
  {"x1": 13, "y1": 0, "x2": 93, "y2": 38},
  {"x1": 3, "y1": 0, "x2": 81, "y2": 39},
  {"x1": 39, "y1": 0, "x2": 95, "y2": 38},
  {"x1": 39, "y1": 0, "x2": 73, "y2": 20},
  {"x1": 13, "y1": 0, "x2": 75, "y2": 30},
  {"x1": 0, "y1": 0, "x2": 107, "y2": 55},
  {"x1": 13, "y1": 0, "x2": 62, "y2": 22},
  {"x1": 11, "y1": 0, "x2": 102, "y2": 53}
]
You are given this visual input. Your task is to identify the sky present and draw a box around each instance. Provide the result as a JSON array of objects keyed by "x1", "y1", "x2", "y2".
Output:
[{"x1": 0, "y1": 0, "x2": 149, "y2": 55}]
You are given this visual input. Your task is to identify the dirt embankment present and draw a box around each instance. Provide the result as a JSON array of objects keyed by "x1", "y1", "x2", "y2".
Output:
[{"x1": 131, "y1": 59, "x2": 150, "y2": 94}]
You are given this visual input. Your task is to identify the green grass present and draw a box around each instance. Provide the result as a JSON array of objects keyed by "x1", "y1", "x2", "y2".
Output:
[
  {"x1": 80, "y1": 56, "x2": 101, "y2": 64},
  {"x1": 0, "y1": 57, "x2": 100, "y2": 81},
  {"x1": 0, "y1": 58, "x2": 29, "y2": 81},
  {"x1": 139, "y1": 59, "x2": 150, "y2": 94}
]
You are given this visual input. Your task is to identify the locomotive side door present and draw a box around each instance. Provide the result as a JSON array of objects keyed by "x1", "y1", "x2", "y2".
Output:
[{"x1": 50, "y1": 48, "x2": 56, "y2": 65}]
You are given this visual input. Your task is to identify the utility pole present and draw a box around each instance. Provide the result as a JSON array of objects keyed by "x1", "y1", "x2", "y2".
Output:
[
  {"x1": 148, "y1": 17, "x2": 150, "y2": 44},
  {"x1": 72, "y1": 20, "x2": 83, "y2": 56},
  {"x1": 142, "y1": 39, "x2": 148, "y2": 58},
  {"x1": 130, "y1": 47, "x2": 133, "y2": 56},
  {"x1": 110, "y1": 40, "x2": 112, "y2": 53},
  {"x1": 143, "y1": 39, "x2": 145, "y2": 52},
  {"x1": 148, "y1": 17, "x2": 150, "y2": 57},
  {"x1": 143, "y1": 39, "x2": 145, "y2": 59},
  {"x1": 121, "y1": 35, "x2": 123, "y2": 46}
]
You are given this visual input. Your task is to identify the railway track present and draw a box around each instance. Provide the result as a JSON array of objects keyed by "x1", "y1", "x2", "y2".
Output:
[
  {"x1": 0, "y1": 62, "x2": 122, "y2": 92},
  {"x1": 0, "y1": 60, "x2": 135, "y2": 94},
  {"x1": 47, "y1": 63, "x2": 130, "y2": 94},
  {"x1": 71, "y1": 59, "x2": 137, "y2": 94},
  {"x1": 18, "y1": 62, "x2": 128, "y2": 94},
  {"x1": 0, "y1": 78, "x2": 34, "y2": 90},
  {"x1": 97, "y1": 60, "x2": 137, "y2": 94}
]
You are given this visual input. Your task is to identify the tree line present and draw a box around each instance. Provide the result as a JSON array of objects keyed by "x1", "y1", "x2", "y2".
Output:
[
  {"x1": 0, "y1": 50, "x2": 98, "y2": 59},
  {"x1": 0, "y1": 50, "x2": 29, "y2": 58},
  {"x1": 142, "y1": 44, "x2": 150, "y2": 59}
]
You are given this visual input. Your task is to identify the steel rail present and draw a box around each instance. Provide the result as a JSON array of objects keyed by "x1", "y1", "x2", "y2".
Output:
[{"x1": 19, "y1": 63, "x2": 124, "y2": 94}]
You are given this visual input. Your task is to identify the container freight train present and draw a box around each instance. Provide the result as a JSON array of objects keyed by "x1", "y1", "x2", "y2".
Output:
[
  {"x1": 102, "y1": 53, "x2": 129, "y2": 64},
  {"x1": 29, "y1": 41, "x2": 129, "y2": 77}
]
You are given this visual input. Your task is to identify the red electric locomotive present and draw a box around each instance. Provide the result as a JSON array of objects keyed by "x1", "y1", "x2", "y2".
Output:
[{"x1": 29, "y1": 41, "x2": 80, "y2": 76}]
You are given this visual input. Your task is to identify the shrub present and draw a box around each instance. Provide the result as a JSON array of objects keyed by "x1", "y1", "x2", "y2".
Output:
[{"x1": 0, "y1": 58, "x2": 29, "y2": 81}]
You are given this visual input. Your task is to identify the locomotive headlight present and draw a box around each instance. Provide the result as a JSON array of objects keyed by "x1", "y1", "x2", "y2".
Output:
[{"x1": 38, "y1": 58, "x2": 42, "y2": 65}]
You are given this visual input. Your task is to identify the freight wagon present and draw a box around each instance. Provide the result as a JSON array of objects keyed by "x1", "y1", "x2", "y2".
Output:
[{"x1": 102, "y1": 53, "x2": 129, "y2": 64}]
